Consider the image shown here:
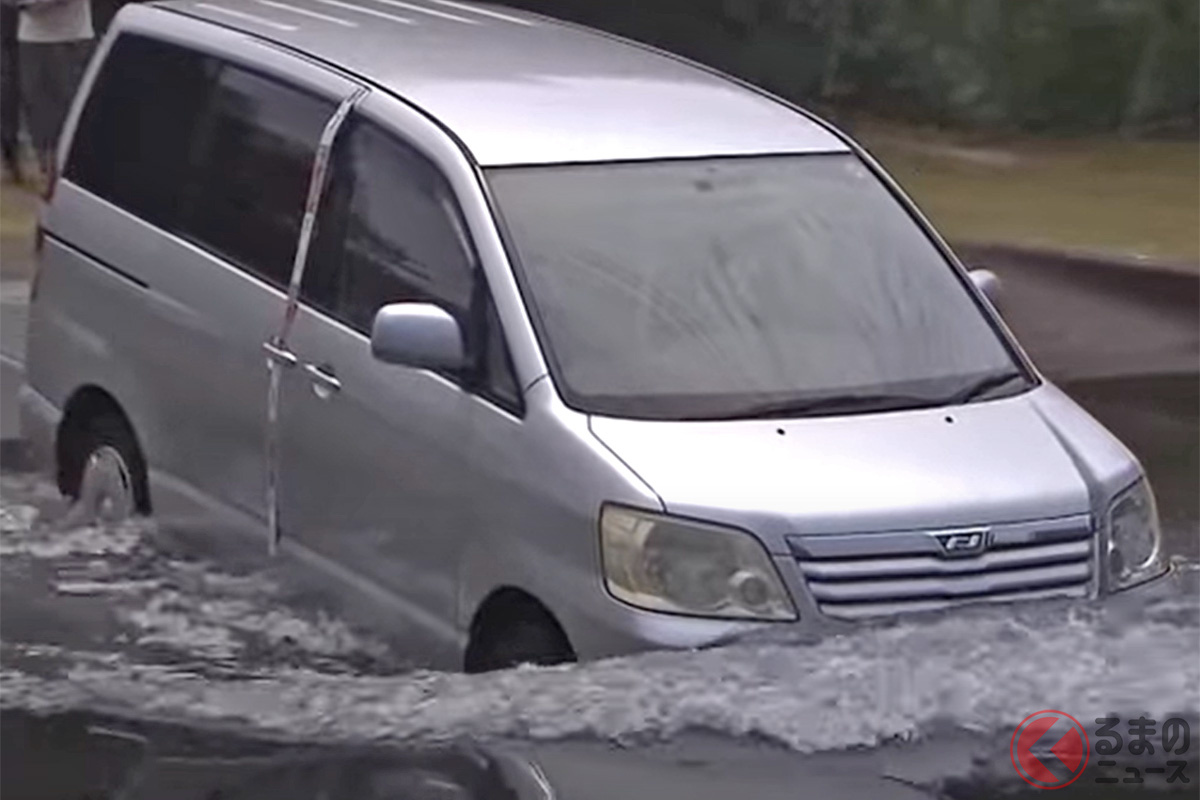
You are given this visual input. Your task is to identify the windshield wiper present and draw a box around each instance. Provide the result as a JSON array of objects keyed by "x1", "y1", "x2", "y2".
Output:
[
  {"x1": 944, "y1": 370, "x2": 1028, "y2": 405},
  {"x1": 692, "y1": 371, "x2": 1029, "y2": 421},
  {"x1": 701, "y1": 392, "x2": 943, "y2": 421}
]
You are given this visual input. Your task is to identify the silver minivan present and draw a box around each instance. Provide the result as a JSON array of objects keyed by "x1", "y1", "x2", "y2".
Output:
[{"x1": 22, "y1": 0, "x2": 1167, "y2": 671}]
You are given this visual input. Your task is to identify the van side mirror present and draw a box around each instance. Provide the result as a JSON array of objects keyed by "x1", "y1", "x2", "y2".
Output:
[
  {"x1": 969, "y1": 268, "x2": 1002, "y2": 311},
  {"x1": 370, "y1": 302, "x2": 466, "y2": 371}
]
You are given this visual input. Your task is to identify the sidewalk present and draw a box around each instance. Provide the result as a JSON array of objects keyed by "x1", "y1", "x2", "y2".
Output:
[
  {"x1": 0, "y1": 181, "x2": 37, "y2": 281},
  {"x1": 0, "y1": 180, "x2": 36, "y2": 444}
]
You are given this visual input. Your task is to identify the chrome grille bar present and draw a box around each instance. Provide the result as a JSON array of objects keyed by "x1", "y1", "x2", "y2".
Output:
[
  {"x1": 789, "y1": 514, "x2": 1094, "y2": 619},
  {"x1": 813, "y1": 585, "x2": 1092, "y2": 620}
]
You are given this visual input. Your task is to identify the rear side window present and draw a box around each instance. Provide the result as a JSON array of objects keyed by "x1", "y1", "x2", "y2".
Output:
[
  {"x1": 67, "y1": 35, "x2": 216, "y2": 231},
  {"x1": 67, "y1": 33, "x2": 334, "y2": 288},
  {"x1": 181, "y1": 66, "x2": 333, "y2": 286}
]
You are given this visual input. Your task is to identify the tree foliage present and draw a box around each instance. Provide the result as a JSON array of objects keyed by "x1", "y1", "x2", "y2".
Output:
[{"x1": 509, "y1": 0, "x2": 1199, "y2": 133}]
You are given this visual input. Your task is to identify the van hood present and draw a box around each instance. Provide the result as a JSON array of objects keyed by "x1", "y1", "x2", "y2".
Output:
[{"x1": 588, "y1": 386, "x2": 1102, "y2": 554}]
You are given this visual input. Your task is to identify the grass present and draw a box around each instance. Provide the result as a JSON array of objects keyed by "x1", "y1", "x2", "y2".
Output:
[
  {"x1": 2, "y1": 130, "x2": 1197, "y2": 266},
  {"x1": 0, "y1": 181, "x2": 37, "y2": 241},
  {"x1": 857, "y1": 123, "x2": 1200, "y2": 267},
  {"x1": 1, "y1": 181, "x2": 39, "y2": 280}
]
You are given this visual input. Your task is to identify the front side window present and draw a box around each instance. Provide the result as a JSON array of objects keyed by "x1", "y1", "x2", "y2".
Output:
[
  {"x1": 303, "y1": 119, "x2": 523, "y2": 405},
  {"x1": 489, "y1": 154, "x2": 1030, "y2": 420},
  {"x1": 304, "y1": 118, "x2": 477, "y2": 332}
]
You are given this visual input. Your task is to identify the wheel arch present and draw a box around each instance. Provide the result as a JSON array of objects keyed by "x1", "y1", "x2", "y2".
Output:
[
  {"x1": 463, "y1": 585, "x2": 576, "y2": 670},
  {"x1": 56, "y1": 384, "x2": 150, "y2": 512}
]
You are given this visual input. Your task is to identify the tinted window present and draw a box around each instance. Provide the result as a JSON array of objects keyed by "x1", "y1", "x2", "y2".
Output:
[
  {"x1": 66, "y1": 34, "x2": 333, "y2": 288},
  {"x1": 489, "y1": 155, "x2": 1027, "y2": 420},
  {"x1": 182, "y1": 66, "x2": 333, "y2": 287},
  {"x1": 67, "y1": 34, "x2": 216, "y2": 230},
  {"x1": 304, "y1": 118, "x2": 476, "y2": 333}
]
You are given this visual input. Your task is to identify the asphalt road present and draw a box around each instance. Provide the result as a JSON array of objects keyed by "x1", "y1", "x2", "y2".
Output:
[{"x1": 5, "y1": 705, "x2": 1197, "y2": 799}]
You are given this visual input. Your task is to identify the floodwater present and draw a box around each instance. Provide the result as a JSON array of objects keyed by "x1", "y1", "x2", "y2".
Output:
[{"x1": 2, "y1": 470, "x2": 1196, "y2": 759}]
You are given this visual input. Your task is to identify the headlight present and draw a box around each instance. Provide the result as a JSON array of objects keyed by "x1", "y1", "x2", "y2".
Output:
[
  {"x1": 1105, "y1": 478, "x2": 1165, "y2": 591},
  {"x1": 599, "y1": 505, "x2": 796, "y2": 621}
]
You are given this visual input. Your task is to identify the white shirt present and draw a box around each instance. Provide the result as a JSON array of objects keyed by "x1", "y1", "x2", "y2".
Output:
[{"x1": 18, "y1": 0, "x2": 93, "y2": 43}]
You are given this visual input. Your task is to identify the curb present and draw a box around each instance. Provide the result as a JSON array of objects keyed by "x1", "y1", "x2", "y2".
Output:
[
  {"x1": 957, "y1": 242, "x2": 1200, "y2": 315},
  {"x1": 957, "y1": 242, "x2": 1199, "y2": 281}
]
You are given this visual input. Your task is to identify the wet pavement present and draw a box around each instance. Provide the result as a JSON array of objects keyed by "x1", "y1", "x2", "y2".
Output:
[
  {"x1": 0, "y1": 250, "x2": 1197, "y2": 796},
  {"x1": 965, "y1": 244, "x2": 1199, "y2": 558},
  {"x1": 5, "y1": 705, "x2": 1199, "y2": 799},
  {"x1": 1065, "y1": 373, "x2": 1198, "y2": 559}
]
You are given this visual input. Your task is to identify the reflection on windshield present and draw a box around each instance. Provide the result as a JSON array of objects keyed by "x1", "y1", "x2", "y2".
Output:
[{"x1": 489, "y1": 155, "x2": 1025, "y2": 420}]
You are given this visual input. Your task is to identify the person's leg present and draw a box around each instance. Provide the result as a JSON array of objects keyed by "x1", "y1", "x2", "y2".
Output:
[
  {"x1": 37, "y1": 40, "x2": 91, "y2": 175},
  {"x1": 20, "y1": 40, "x2": 70, "y2": 179},
  {"x1": 0, "y1": 6, "x2": 21, "y2": 181},
  {"x1": 38, "y1": 42, "x2": 64, "y2": 175},
  {"x1": 19, "y1": 41, "x2": 52, "y2": 179}
]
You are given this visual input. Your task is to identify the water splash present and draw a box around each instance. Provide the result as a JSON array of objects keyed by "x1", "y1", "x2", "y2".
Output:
[{"x1": 2, "y1": 475, "x2": 1196, "y2": 754}]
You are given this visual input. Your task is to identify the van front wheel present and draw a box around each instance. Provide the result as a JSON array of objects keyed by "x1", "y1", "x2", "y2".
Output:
[{"x1": 463, "y1": 593, "x2": 576, "y2": 673}]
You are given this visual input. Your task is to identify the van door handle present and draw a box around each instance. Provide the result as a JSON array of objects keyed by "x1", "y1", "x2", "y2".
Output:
[
  {"x1": 303, "y1": 362, "x2": 342, "y2": 398},
  {"x1": 263, "y1": 340, "x2": 298, "y2": 368}
]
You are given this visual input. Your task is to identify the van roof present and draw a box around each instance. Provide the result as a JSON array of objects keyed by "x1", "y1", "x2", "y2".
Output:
[{"x1": 155, "y1": 0, "x2": 848, "y2": 166}]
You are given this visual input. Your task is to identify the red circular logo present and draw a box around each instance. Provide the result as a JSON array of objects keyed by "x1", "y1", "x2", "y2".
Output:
[{"x1": 1010, "y1": 710, "x2": 1091, "y2": 789}]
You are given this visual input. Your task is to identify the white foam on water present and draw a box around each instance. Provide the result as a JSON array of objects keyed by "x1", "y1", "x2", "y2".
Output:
[
  {"x1": 2, "y1": 476, "x2": 1197, "y2": 754},
  {"x1": 52, "y1": 579, "x2": 165, "y2": 596},
  {"x1": 3, "y1": 589, "x2": 1196, "y2": 754},
  {"x1": 0, "y1": 478, "x2": 393, "y2": 670},
  {"x1": 122, "y1": 590, "x2": 389, "y2": 663},
  {"x1": 0, "y1": 508, "x2": 145, "y2": 558}
]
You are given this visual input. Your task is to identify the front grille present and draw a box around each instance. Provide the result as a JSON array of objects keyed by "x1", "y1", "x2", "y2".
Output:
[{"x1": 789, "y1": 515, "x2": 1094, "y2": 620}]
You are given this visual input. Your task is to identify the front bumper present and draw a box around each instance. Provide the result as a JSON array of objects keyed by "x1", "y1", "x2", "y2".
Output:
[{"x1": 567, "y1": 544, "x2": 1182, "y2": 660}]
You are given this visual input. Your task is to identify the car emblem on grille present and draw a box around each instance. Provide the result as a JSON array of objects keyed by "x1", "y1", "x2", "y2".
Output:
[{"x1": 933, "y1": 529, "x2": 990, "y2": 557}]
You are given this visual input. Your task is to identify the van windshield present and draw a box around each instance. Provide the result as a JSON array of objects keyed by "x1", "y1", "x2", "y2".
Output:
[{"x1": 488, "y1": 154, "x2": 1029, "y2": 420}]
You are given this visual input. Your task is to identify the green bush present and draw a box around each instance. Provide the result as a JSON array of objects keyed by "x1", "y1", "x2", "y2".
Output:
[{"x1": 507, "y1": 0, "x2": 1199, "y2": 134}]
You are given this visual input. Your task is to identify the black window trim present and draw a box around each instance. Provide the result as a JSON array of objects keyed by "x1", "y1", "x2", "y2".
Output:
[{"x1": 469, "y1": 280, "x2": 526, "y2": 417}]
